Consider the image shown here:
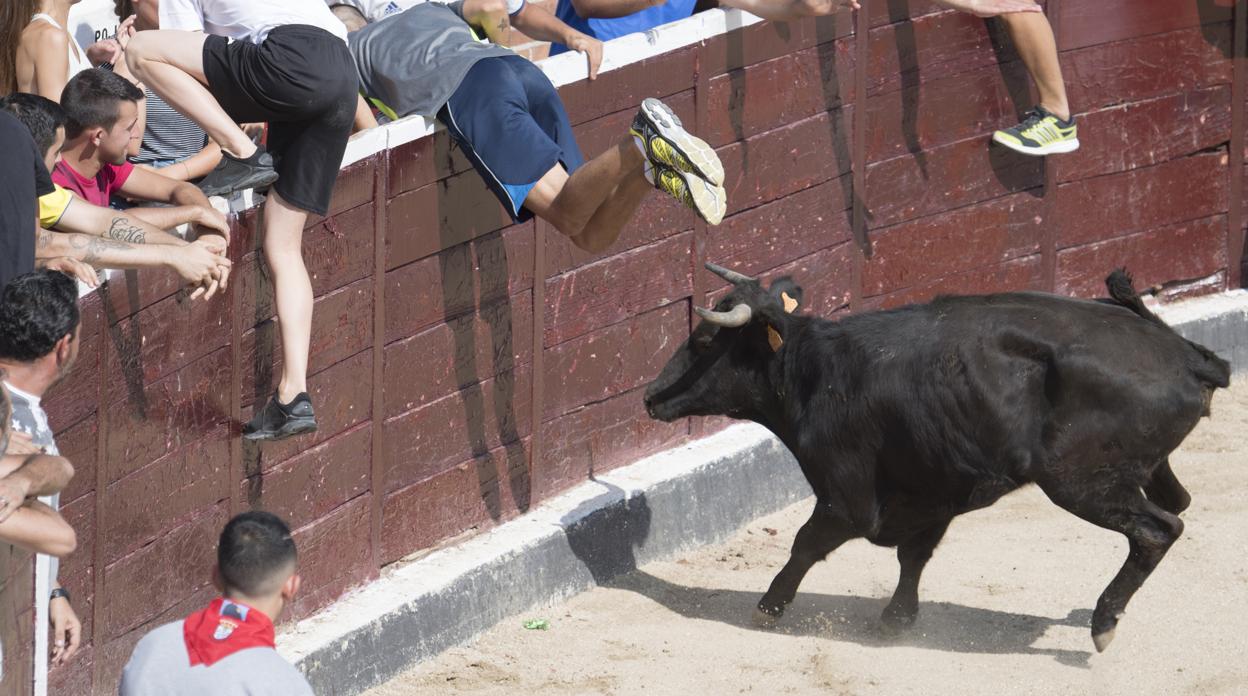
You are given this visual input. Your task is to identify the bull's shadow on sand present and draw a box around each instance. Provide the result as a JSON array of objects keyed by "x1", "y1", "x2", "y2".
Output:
[
  {"x1": 562, "y1": 488, "x2": 1092, "y2": 668},
  {"x1": 605, "y1": 571, "x2": 1093, "y2": 668}
]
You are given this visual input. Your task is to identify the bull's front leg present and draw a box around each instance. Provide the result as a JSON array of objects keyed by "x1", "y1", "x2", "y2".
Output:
[
  {"x1": 755, "y1": 502, "x2": 854, "y2": 624},
  {"x1": 880, "y1": 518, "x2": 952, "y2": 630}
]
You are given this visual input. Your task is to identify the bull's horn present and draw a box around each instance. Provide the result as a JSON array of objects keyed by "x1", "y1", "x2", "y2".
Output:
[
  {"x1": 695, "y1": 304, "x2": 753, "y2": 327},
  {"x1": 705, "y1": 262, "x2": 755, "y2": 285}
]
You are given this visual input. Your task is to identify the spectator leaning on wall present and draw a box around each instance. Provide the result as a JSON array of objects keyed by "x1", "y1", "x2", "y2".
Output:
[
  {"x1": 54, "y1": 69, "x2": 232, "y2": 241},
  {"x1": 337, "y1": 0, "x2": 727, "y2": 252},
  {"x1": 0, "y1": 270, "x2": 87, "y2": 671},
  {"x1": 119, "y1": 511, "x2": 314, "y2": 696},
  {"x1": 0, "y1": 384, "x2": 77, "y2": 683},
  {"x1": 0, "y1": 92, "x2": 234, "y2": 298},
  {"x1": 125, "y1": 0, "x2": 363, "y2": 441}
]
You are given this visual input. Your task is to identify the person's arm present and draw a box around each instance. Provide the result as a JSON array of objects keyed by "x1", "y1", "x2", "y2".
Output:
[
  {"x1": 718, "y1": 0, "x2": 858, "y2": 20},
  {"x1": 138, "y1": 141, "x2": 223, "y2": 181},
  {"x1": 511, "y1": 3, "x2": 603, "y2": 78},
  {"x1": 0, "y1": 453, "x2": 74, "y2": 509},
  {"x1": 568, "y1": 0, "x2": 662, "y2": 19},
  {"x1": 0, "y1": 500, "x2": 77, "y2": 557},
  {"x1": 119, "y1": 167, "x2": 231, "y2": 239},
  {"x1": 49, "y1": 581, "x2": 81, "y2": 666},
  {"x1": 27, "y1": 26, "x2": 72, "y2": 101},
  {"x1": 53, "y1": 196, "x2": 190, "y2": 246},
  {"x1": 354, "y1": 94, "x2": 379, "y2": 133},
  {"x1": 36, "y1": 227, "x2": 231, "y2": 296},
  {"x1": 931, "y1": 0, "x2": 1041, "y2": 17}
]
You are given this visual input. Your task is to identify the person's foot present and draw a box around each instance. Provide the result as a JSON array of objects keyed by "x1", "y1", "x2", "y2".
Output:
[
  {"x1": 650, "y1": 163, "x2": 727, "y2": 226},
  {"x1": 197, "y1": 147, "x2": 279, "y2": 197},
  {"x1": 992, "y1": 107, "x2": 1079, "y2": 156},
  {"x1": 631, "y1": 97, "x2": 725, "y2": 186},
  {"x1": 242, "y1": 391, "x2": 317, "y2": 441}
]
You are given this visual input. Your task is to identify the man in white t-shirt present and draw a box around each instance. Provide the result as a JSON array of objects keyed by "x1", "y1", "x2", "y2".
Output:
[{"x1": 126, "y1": 0, "x2": 362, "y2": 441}]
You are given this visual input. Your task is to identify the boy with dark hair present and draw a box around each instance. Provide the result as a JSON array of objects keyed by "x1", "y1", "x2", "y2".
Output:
[
  {"x1": 54, "y1": 69, "x2": 232, "y2": 240},
  {"x1": 119, "y1": 511, "x2": 312, "y2": 695},
  {"x1": 0, "y1": 269, "x2": 88, "y2": 674},
  {"x1": 125, "y1": 0, "x2": 364, "y2": 440},
  {"x1": 337, "y1": 0, "x2": 727, "y2": 253},
  {"x1": 0, "y1": 92, "x2": 233, "y2": 298}
]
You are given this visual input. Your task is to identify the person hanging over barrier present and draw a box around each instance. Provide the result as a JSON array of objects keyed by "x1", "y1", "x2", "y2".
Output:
[
  {"x1": 334, "y1": 0, "x2": 728, "y2": 249},
  {"x1": 935, "y1": 0, "x2": 1078, "y2": 155},
  {"x1": 0, "y1": 270, "x2": 88, "y2": 674},
  {"x1": 124, "y1": 0, "x2": 362, "y2": 441},
  {"x1": 119, "y1": 511, "x2": 314, "y2": 695},
  {"x1": 1, "y1": 92, "x2": 234, "y2": 297}
]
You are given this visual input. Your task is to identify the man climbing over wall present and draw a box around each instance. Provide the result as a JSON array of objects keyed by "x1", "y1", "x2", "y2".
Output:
[
  {"x1": 125, "y1": 0, "x2": 361, "y2": 441},
  {"x1": 333, "y1": 0, "x2": 728, "y2": 253},
  {"x1": 936, "y1": 0, "x2": 1079, "y2": 155}
]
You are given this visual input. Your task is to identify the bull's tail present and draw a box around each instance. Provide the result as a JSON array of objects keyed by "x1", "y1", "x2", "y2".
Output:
[{"x1": 1105, "y1": 268, "x2": 1231, "y2": 389}]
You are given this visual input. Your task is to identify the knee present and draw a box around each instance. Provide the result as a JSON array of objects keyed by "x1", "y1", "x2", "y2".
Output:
[{"x1": 124, "y1": 33, "x2": 155, "y2": 75}]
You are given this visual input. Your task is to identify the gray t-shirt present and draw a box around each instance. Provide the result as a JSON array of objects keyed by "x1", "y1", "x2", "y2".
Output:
[
  {"x1": 119, "y1": 620, "x2": 313, "y2": 696},
  {"x1": 348, "y1": 0, "x2": 517, "y2": 118}
]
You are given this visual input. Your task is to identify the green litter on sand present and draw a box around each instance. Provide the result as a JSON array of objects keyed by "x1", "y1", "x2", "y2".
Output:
[{"x1": 523, "y1": 618, "x2": 550, "y2": 630}]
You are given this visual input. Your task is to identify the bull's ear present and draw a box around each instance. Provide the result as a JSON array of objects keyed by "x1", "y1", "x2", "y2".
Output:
[{"x1": 769, "y1": 277, "x2": 802, "y2": 313}]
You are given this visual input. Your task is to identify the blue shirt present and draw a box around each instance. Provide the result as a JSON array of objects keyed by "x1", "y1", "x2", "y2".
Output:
[{"x1": 550, "y1": 0, "x2": 697, "y2": 55}]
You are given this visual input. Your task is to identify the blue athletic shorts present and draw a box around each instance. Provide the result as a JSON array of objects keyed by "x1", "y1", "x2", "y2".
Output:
[{"x1": 438, "y1": 54, "x2": 585, "y2": 224}]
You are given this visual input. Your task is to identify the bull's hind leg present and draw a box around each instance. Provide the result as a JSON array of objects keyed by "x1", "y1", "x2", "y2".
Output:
[
  {"x1": 881, "y1": 519, "x2": 953, "y2": 630},
  {"x1": 756, "y1": 503, "x2": 854, "y2": 622},
  {"x1": 1039, "y1": 477, "x2": 1184, "y2": 652},
  {"x1": 1144, "y1": 458, "x2": 1191, "y2": 515}
]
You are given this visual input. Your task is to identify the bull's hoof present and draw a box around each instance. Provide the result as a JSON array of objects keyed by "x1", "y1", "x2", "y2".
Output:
[
  {"x1": 879, "y1": 604, "x2": 919, "y2": 632},
  {"x1": 1091, "y1": 611, "x2": 1120, "y2": 652},
  {"x1": 1092, "y1": 626, "x2": 1116, "y2": 653},
  {"x1": 752, "y1": 607, "x2": 780, "y2": 628},
  {"x1": 753, "y1": 600, "x2": 785, "y2": 627}
]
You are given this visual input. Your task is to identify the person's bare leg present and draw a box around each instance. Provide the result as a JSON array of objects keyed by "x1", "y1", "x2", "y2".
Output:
[
  {"x1": 125, "y1": 31, "x2": 256, "y2": 157},
  {"x1": 999, "y1": 12, "x2": 1070, "y2": 120},
  {"x1": 525, "y1": 138, "x2": 648, "y2": 253},
  {"x1": 263, "y1": 191, "x2": 313, "y2": 403}
]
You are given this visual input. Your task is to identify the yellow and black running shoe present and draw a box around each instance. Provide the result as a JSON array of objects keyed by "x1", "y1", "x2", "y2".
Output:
[
  {"x1": 992, "y1": 107, "x2": 1079, "y2": 156},
  {"x1": 652, "y1": 163, "x2": 727, "y2": 226},
  {"x1": 631, "y1": 97, "x2": 725, "y2": 186}
]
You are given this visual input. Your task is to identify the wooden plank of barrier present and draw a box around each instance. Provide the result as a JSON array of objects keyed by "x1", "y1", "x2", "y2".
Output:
[
  {"x1": 370, "y1": 153, "x2": 389, "y2": 571},
  {"x1": 1231, "y1": 0, "x2": 1246, "y2": 288}
]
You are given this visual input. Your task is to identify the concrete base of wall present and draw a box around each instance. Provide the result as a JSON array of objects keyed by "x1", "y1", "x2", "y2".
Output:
[{"x1": 281, "y1": 289, "x2": 1248, "y2": 696}]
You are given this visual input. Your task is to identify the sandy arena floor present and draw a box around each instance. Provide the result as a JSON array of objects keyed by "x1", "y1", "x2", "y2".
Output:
[{"x1": 365, "y1": 383, "x2": 1248, "y2": 696}]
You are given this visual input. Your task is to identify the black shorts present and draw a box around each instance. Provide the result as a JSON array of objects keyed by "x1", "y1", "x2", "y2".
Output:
[
  {"x1": 202, "y1": 25, "x2": 358, "y2": 216},
  {"x1": 438, "y1": 55, "x2": 584, "y2": 224}
]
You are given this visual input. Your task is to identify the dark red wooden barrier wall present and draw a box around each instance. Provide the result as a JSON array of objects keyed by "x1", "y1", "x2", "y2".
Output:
[{"x1": 1, "y1": 1, "x2": 1242, "y2": 693}]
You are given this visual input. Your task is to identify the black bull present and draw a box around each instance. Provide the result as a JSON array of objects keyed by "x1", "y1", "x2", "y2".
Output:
[{"x1": 643, "y1": 264, "x2": 1230, "y2": 652}]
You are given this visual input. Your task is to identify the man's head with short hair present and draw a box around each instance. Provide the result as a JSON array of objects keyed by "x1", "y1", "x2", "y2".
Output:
[
  {"x1": 0, "y1": 93, "x2": 68, "y2": 171},
  {"x1": 60, "y1": 68, "x2": 144, "y2": 165},
  {"x1": 0, "y1": 270, "x2": 81, "y2": 380},
  {"x1": 216, "y1": 511, "x2": 300, "y2": 607}
]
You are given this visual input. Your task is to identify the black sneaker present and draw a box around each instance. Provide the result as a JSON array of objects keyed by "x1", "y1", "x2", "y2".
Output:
[
  {"x1": 198, "y1": 147, "x2": 279, "y2": 197},
  {"x1": 243, "y1": 391, "x2": 317, "y2": 441}
]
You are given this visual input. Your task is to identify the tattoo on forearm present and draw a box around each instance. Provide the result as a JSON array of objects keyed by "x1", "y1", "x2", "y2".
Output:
[
  {"x1": 69, "y1": 233, "x2": 133, "y2": 264},
  {"x1": 37, "y1": 229, "x2": 52, "y2": 249},
  {"x1": 107, "y1": 216, "x2": 147, "y2": 244},
  {"x1": 497, "y1": 17, "x2": 509, "y2": 33}
]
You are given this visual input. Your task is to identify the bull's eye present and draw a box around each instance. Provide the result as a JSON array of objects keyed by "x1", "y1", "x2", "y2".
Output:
[{"x1": 693, "y1": 333, "x2": 714, "y2": 353}]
